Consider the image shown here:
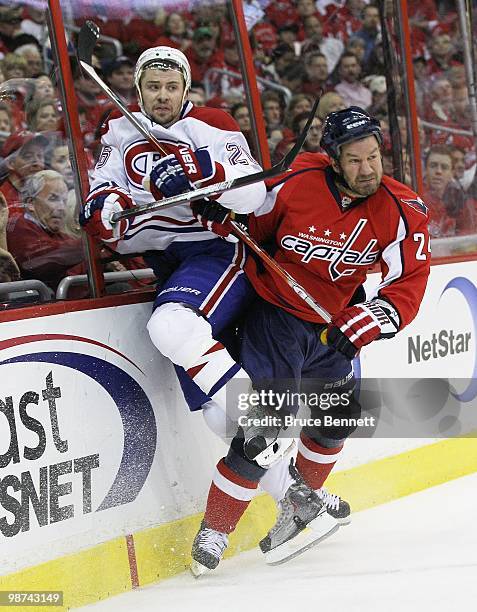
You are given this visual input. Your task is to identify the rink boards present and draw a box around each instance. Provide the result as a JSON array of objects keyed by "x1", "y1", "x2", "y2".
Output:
[{"x1": 0, "y1": 260, "x2": 476, "y2": 610}]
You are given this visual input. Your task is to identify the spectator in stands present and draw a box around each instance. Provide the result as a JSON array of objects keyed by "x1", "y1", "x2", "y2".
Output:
[
  {"x1": 317, "y1": 91, "x2": 346, "y2": 120},
  {"x1": 284, "y1": 93, "x2": 313, "y2": 129},
  {"x1": 188, "y1": 82, "x2": 206, "y2": 107},
  {"x1": 26, "y1": 98, "x2": 60, "y2": 133},
  {"x1": 301, "y1": 14, "x2": 344, "y2": 72},
  {"x1": 20, "y1": 5, "x2": 47, "y2": 46},
  {"x1": 1, "y1": 131, "x2": 48, "y2": 214},
  {"x1": 7, "y1": 170, "x2": 84, "y2": 292},
  {"x1": 354, "y1": 4, "x2": 380, "y2": 64},
  {"x1": 423, "y1": 145, "x2": 474, "y2": 237},
  {"x1": 0, "y1": 191, "x2": 20, "y2": 282},
  {"x1": 1, "y1": 52, "x2": 27, "y2": 80},
  {"x1": 230, "y1": 103, "x2": 251, "y2": 134},
  {"x1": 280, "y1": 62, "x2": 307, "y2": 94},
  {"x1": 31, "y1": 75, "x2": 56, "y2": 102},
  {"x1": 367, "y1": 75, "x2": 387, "y2": 119},
  {"x1": 450, "y1": 146, "x2": 466, "y2": 183},
  {"x1": 347, "y1": 34, "x2": 368, "y2": 63},
  {"x1": 185, "y1": 26, "x2": 224, "y2": 83},
  {"x1": 14, "y1": 44, "x2": 43, "y2": 78},
  {"x1": 277, "y1": 24, "x2": 300, "y2": 51},
  {"x1": 0, "y1": 4, "x2": 39, "y2": 53},
  {"x1": 292, "y1": 111, "x2": 323, "y2": 153},
  {"x1": 327, "y1": 0, "x2": 364, "y2": 42},
  {"x1": 155, "y1": 12, "x2": 191, "y2": 53},
  {"x1": 103, "y1": 56, "x2": 137, "y2": 106},
  {"x1": 426, "y1": 28, "x2": 461, "y2": 77},
  {"x1": 64, "y1": 190, "x2": 81, "y2": 239},
  {"x1": 334, "y1": 52, "x2": 372, "y2": 108},
  {"x1": 262, "y1": 91, "x2": 284, "y2": 130},
  {"x1": 46, "y1": 140, "x2": 74, "y2": 189},
  {"x1": 264, "y1": 43, "x2": 296, "y2": 82},
  {"x1": 302, "y1": 51, "x2": 329, "y2": 96},
  {"x1": 0, "y1": 101, "x2": 12, "y2": 150}
]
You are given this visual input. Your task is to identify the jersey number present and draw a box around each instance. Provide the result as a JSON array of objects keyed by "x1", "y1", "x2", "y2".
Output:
[
  {"x1": 225, "y1": 142, "x2": 255, "y2": 166},
  {"x1": 413, "y1": 232, "x2": 430, "y2": 260}
]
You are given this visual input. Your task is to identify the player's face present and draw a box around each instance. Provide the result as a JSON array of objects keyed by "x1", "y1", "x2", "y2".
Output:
[
  {"x1": 140, "y1": 68, "x2": 185, "y2": 125},
  {"x1": 335, "y1": 135, "x2": 383, "y2": 197}
]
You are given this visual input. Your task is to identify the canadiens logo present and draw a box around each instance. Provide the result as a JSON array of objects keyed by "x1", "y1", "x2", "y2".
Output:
[
  {"x1": 401, "y1": 196, "x2": 428, "y2": 216},
  {"x1": 124, "y1": 139, "x2": 192, "y2": 188},
  {"x1": 281, "y1": 218, "x2": 379, "y2": 280}
]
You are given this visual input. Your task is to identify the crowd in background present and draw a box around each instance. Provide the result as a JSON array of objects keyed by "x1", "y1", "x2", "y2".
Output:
[{"x1": 0, "y1": 0, "x2": 476, "y2": 295}]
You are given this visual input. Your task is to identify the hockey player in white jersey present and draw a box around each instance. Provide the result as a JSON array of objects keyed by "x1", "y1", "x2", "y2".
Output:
[{"x1": 79, "y1": 47, "x2": 342, "y2": 575}]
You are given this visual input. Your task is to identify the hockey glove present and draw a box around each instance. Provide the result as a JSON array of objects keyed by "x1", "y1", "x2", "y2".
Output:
[
  {"x1": 191, "y1": 199, "x2": 236, "y2": 240},
  {"x1": 327, "y1": 298, "x2": 400, "y2": 359},
  {"x1": 149, "y1": 146, "x2": 217, "y2": 200},
  {"x1": 79, "y1": 187, "x2": 134, "y2": 243}
]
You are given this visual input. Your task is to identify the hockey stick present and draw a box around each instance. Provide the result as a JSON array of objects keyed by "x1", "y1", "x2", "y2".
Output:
[
  {"x1": 110, "y1": 102, "x2": 319, "y2": 222},
  {"x1": 77, "y1": 20, "x2": 168, "y2": 154},
  {"x1": 229, "y1": 220, "x2": 332, "y2": 323}
]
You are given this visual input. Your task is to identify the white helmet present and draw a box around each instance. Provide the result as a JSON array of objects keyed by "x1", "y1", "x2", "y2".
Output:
[{"x1": 134, "y1": 46, "x2": 192, "y2": 118}]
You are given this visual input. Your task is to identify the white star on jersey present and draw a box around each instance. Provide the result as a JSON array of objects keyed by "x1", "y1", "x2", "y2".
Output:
[
  {"x1": 340, "y1": 232, "x2": 347, "y2": 239},
  {"x1": 309, "y1": 226, "x2": 316, "y2": 233},
  {"x1": 324, "y1": 229, "x2": 331, "y2": 236}
]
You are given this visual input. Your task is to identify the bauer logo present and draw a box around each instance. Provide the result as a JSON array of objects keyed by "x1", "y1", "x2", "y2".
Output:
[{"x1": 0, "y1": 334, "x2": 157, "y2": 538}]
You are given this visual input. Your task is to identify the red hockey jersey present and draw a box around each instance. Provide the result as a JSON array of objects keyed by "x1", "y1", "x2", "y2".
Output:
[{"x1": 246, "y1": 153, "x2": 430, "y2": 327}]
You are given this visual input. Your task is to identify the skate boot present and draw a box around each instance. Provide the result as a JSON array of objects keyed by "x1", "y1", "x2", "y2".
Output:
[
  {"x1": 190, "y1": 520, "x2": 229, "y2": 577},
  {"x1": 242, "y1": 404, "x2": 293, "y2": 467},
  {"x1": 259, "y1": 475, "x2": 339, "y2": 565},
  {"x1": 316, "y1": 487, "x2": 351, "y2": 525}
]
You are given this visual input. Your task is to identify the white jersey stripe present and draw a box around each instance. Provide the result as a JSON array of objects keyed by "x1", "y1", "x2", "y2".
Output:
[{"x1": 369, "y1": 216, "x2": 406, "y2": 298}]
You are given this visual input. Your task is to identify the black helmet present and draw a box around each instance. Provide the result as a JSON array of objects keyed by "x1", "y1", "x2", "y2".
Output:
[{"x1": 320, "y1": 106, "x2": 383, "y2": 159}]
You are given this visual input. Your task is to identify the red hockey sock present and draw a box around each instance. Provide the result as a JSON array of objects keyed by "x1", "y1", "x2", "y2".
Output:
[
  {"x1": 204, "y1": 459, "x2": 259, "y2": 534},
  {"x1": 295, "y1": 432, "x2": 344, "y2": 490}
]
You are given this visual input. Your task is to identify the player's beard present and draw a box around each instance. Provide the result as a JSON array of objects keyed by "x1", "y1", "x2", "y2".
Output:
[{"x1": 343, "y1": 168, "x2": 382, "y2": 197}]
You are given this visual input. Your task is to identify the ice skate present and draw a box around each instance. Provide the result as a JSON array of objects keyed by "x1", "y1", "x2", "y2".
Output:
[
  {"x1": 190, "y1": 520, "x2": 228, "y2": 577},
  {"x1": 316, "y1": 487, "x2": 351, "y2": 525},
  {"x1": 259, "y1": 475, "x2": 339, "y2": 565}
]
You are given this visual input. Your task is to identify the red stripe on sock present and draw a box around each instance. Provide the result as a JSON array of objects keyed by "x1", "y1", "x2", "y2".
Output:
[
  {"x1": 217, "y1": 459, "x2": 259, "y2": 490},
  {"x1": 204, "y1": 483, "x2": 251, "y2": 534}
]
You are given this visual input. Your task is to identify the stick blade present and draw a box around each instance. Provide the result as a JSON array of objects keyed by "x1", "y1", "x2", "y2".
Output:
[{"x1": 78, "y1": 20, "x2": 100, "y2": 65}]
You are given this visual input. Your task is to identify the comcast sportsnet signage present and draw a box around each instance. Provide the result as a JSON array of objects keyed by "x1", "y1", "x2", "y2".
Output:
[{"x1": 0, "y1": 333, "x2": 157, "y2": 540}]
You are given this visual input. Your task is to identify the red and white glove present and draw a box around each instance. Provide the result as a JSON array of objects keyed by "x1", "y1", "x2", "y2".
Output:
[
  {"x1": 191, "y1": 199, "x2": 237, "y2": 242},
  {"x1": 80, "y1": 187, "x2": 134, "y2": 243},
  {"x1": 327, "y1": 299, "x2": 400, "y2": 359}
]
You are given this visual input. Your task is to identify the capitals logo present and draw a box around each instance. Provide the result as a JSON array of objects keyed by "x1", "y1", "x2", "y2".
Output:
[{"x1": 282, "y1": 218, "x2": 380, "y2": 281}]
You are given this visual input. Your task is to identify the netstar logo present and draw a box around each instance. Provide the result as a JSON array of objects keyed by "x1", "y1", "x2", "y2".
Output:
[
  {"x1": 408, "y1": 329, "x2": 471, "y2": 363},
  {"x1": 281, "y1": 219, "x2": 379, "y2": 280}
]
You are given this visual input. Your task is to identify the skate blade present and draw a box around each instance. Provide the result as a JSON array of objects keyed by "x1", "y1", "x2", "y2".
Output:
[
  {"x1": 264, "y1": 512, "x2": 339, "y2": 566},
  {"x1": 190, "y1": 559, "x2": 211, "y2": 578},
  {"x1": 337, "y1": 515, "x2": 351, "y2": 526}
]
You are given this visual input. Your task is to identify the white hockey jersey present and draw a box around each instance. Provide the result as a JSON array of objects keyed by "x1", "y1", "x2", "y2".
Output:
[{"x1": 88, "y1": 102, "x2": 266, "y2": 254}]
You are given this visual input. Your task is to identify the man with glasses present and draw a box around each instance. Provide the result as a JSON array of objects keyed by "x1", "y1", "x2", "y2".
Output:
[{"x1": 7, "y1": 169, "x2": 83, "y2": 291}]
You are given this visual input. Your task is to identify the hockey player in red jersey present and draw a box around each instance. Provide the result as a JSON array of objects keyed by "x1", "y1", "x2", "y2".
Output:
[{"x1": 191, "y1": 107, "x2": 431, "y2": 572}]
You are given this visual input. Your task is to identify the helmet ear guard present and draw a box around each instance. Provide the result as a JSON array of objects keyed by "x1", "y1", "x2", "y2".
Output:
[{"x1": 320, "y1": 106, "x2": 383, "y2": 160}]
